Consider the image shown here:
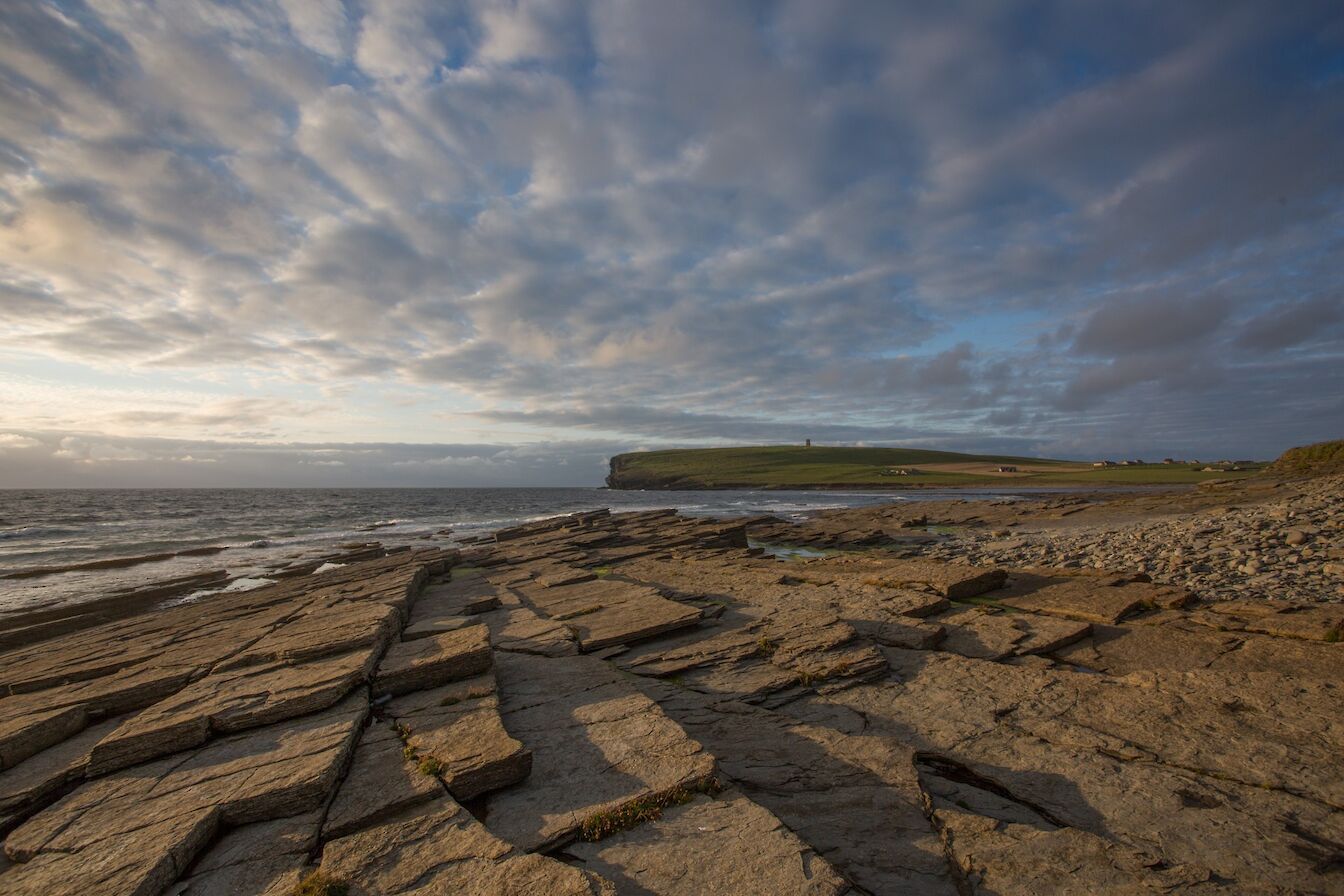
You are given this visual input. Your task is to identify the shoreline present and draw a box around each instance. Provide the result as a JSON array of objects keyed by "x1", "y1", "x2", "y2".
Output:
[
  {"x1": 0, "y1": 486, "x2": 1339, "y2": 892},
  {"x1": 604, "y1": 481, "x2": 1202, "y2": 492},
  {"x1": 0, "y1": 485, "x2": 1127, "y2": 620},
  {"x1": 747, "y1": 472, "x2": 1344, "y2": 604}
]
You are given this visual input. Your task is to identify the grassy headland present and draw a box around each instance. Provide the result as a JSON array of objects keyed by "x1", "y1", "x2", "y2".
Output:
[
  {"x1": 1266, "y1": 439, "x2": 1344, "y2": 477},
  {"x1": 605, "y1": 445, "x2": 1265, "y2": 490}
]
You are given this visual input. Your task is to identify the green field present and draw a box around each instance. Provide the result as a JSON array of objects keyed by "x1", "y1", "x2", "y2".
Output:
[{"x1": 605, "y1": 445, "x2": 1264, "y2": 489}]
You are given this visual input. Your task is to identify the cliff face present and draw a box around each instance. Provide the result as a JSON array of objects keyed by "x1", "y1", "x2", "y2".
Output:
[
  {"x1": 606, "y1": 453, "x2": 693, "y2": 489},
  {"x1": 604, "y1": 454, "x2": 629, "y2": 488}
]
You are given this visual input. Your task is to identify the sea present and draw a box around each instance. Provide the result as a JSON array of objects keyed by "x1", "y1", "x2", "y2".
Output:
[{"x1": 0, "y1": 486, "x2": 1054, "y2": 616}]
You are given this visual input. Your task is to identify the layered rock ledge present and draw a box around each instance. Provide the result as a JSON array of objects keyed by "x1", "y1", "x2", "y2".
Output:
[{"x1": 0, "y1": 492, "x2": 1341, "y2": 895}]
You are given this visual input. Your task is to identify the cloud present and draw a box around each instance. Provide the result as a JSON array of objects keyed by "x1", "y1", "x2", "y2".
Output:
[
  {"x1": 53, "y1": 436, "x2": 151, "y2": 463},
  {"x1": 279, "y1": 0, "x2": 350, "y2": 58},
  {"x1": 354, "y1": 0, "x2": 456, "y2": 82},
  {"x1": 104, "y1": 397, "x2": 322, "y2": 432},
  {"x1": 1072, "y1": 293, "x2": 1231, "y2": 356},
  {"x1": 0, "y1": 431, "x2": 628, "y2": 487},
  {"x1": 0, "y1": 0, "x2": 1339, "y2": 481},
  {"x1": 1235, "y1": 294, "x2": 1344, "y2": 352},
  {"x1": 473, "y1": 404, "x2": 921, "y2": 443},
  {"x1": 0, "y1": 434, "x2": 43, "y2": 451}
]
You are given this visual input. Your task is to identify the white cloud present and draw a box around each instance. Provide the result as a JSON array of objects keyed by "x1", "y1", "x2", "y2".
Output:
[
  {"x1": 475, "y1": 2, "x2": 561, "y2": 65},
  {"x1": 354, "y1": 0, "x2": 448, "y2": 81},
  {"x1": 53, "y1": 436, "x2": 151, "y2": 463},
  {"x1": 279, "y1": 0, "x2": 350, "y2": 58},
  {"x1": 0, "y1": 434, "x2": 42, "y2": 451}
]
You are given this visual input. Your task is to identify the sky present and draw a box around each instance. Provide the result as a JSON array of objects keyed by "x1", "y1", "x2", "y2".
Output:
[{"x1": 0, "y1": 1, "x2": 1342, "y2": 487}]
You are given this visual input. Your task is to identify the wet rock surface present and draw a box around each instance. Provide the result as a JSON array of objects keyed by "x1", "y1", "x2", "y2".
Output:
[{"x1": 1, "y1": 485, "x2": 1342, "y2": 895}]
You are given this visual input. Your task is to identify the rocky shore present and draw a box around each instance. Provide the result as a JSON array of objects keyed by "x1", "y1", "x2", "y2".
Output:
[
  {"x1": 0, "y1": 478, "x2": 1341, "y2": 894},
  {"x1": 749, "y1": 473, "x2": 1344, "y2": 605},
  {"x1": 928, "y1": 474, "x2": 1344, "y2": 603}
]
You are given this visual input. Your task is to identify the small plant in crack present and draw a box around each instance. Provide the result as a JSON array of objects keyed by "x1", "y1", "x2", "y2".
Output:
[
  {"x1": 418, "y1": 756, "x2": 446, "y2": 777},
  {"x1": 579, "y1": 778, "x2": 723, "y2": 841},
  {"x1": 752, "y1": 636, "x2": 778, "y2": 657}
]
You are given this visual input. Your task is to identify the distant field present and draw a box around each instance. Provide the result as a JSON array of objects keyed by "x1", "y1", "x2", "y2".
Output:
[{"x1": 605, "y1": 446, "x2": 1265, "y2": 489}]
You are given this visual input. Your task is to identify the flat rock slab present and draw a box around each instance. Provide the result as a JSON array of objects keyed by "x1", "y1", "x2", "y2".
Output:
[
  {"x1": 319, "y1": 800, "x2": 615, "y2": 895},
  {"x1": 1205, "y1": 603, "x2": 1344, "y2": 641},
  {"x1": 411, "y1": 577, "x2": 502, "y2": 619},
  {"x1": 924, "y1": 800, "x2": 1218, "y2": 895},
  {"x1": 387, "y1": 672, "x2": 531, "y2": 801},
  {"x1": 999, "y1": 581, "x2": 1161, "y2": 624},
  {"x1": 638, "y1": 682, "x2": 955, "y2": 895},
  {"x1": 169, "y1": 811, "x2": 320, "y2": 896},
  {"x1": 517, "y1": 579, "x2": 703, "y2": 651},
  {"x1": 373, "y1": 624, "x2": 491, "y2": 698},
  {"x1": 847, "y1": 618, "x2": 945, "y2": 649},
  {"x1": 566, "y1": 790, "x2": 850, "y2": 896},
  {"x1": 616, "y1": 617, "x2": 769, "y2": 679},
  {"x1": 0, "y1": 716, "x2": 121, "y2": 836},
  {"x1": 0, "y1": 548, "x2": 437, "y2": 699},
  {"x1": 2, "y1": 694, "x2": 366, "y2": 895},
  {"x1": 323, "y1": 723, "x2": 443, "y2": 840},
  {"x1": 1051, "y1": 623, "x2": 1243, "y2": 675},
  {"x1": 401, "y1": 614, "x2": 476, "y2": 641},
  {"x1": 88, "y1": 646, "x2": 378, "y2": 776},
  {"x1": 0, "y1": 703, "x2": 88, "y2": 774},
  {"x1": 532, "y1": 565, "x2": 599, "y2": 588},
  {"x1": 869, "y1": 588, "x2": 953, "y2": 618},
  {"x1": 810, "y1": 558, "x2": 1007, "y2": 600},
  {"x1": 0, "y1": 663, "x2": 200, "y2": 771},
  {"x1": 1202, "y1": 599, "x2": 1300, "y2": 619},
  {"x1": 832, "y1": 648, "x2": 1344, "y2": 892},
  {"x1": 933, "y1": 608, "x2": 1091, "y2": 661},
  {"x1": 484, "y1": 652, "x2": 715, "y2": 851},
  {"x1": 214, "y1": 600, "x2": 400, "y2": 671},
  {"x1": 484, "y1": 607, "x2": 580, "y2": 656},
  {"x1": 612, "y1": 604, "x2": 886, "y2": 705},
  {"x1": 0, "y1": 549, "x2": 443, "y2": 783}
]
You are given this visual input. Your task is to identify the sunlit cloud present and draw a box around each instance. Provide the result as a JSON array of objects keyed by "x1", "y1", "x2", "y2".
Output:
[{"x1": 0, "y1": 0, "x2": 1340, "y2": 485}]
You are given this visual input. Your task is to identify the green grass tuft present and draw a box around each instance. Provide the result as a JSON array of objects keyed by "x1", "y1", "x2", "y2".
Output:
[
  {"x1": 579, "y1": 779, "x2": 723, "y2": 841},
  {"x1": 752, "y1": 636, "x2": 778, "y2": 657},
  {"x1": 417, "y1": 755, "x2": 446, "y2": 777}
]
